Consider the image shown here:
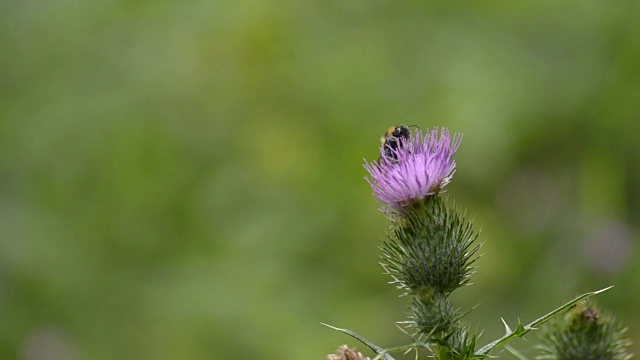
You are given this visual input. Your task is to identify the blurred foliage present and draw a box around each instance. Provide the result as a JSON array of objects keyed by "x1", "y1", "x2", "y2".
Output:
[{"x1": 1, "y1": 0, "x2": 639, "y2": 359}]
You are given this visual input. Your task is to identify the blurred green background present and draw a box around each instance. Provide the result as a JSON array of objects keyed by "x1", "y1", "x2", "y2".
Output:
[{"x1": 1, "y1": 0, "x2": 639, "y2": 359}]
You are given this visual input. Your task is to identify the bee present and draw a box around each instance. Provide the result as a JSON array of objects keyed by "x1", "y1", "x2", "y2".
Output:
[{"x1": 379, "y1": 124, "x2": 417, "y2": 163}]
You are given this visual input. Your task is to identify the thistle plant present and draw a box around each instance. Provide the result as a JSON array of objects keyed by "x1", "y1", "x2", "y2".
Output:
[{"x1": 325, "y1": 125, "x2": 633, "y2": 360}]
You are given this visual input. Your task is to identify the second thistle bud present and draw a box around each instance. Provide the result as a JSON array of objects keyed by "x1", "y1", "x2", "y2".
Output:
[{"x1": 537, "y1": 301, "x2": 632, "y2": 360}]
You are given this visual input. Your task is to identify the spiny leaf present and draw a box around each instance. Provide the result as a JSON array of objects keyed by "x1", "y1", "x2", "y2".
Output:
[{"x1": 322, "y1": 323, "x2": 397, "y2": 360}]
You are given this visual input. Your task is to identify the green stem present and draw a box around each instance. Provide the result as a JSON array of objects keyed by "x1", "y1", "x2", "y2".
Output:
[{"x1": 435, "y1": 344, "x2": 455, "y2": 360}]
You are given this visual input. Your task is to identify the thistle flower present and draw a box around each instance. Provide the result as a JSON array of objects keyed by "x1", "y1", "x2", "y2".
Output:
[{"x1": 364, "y1": 128, "x2": 462, "y2": 214}]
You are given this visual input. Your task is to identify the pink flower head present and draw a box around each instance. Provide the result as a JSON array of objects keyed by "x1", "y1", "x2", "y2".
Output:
[{"x1": 364, "y1": 127, "x2": 462, "y2": 214}]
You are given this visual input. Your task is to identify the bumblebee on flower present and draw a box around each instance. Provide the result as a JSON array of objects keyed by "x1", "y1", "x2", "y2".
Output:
[{"x1": 364, "y1": 126, "x2": 462, "y2": 214}]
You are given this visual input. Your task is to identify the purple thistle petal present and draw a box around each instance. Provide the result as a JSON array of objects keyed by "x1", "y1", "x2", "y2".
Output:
[{"x1": 364, "y1": 127, "x2": 462, "y2": 214}]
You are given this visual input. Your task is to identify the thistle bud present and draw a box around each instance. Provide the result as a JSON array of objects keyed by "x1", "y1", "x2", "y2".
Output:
[{"x1": 537, "y1": 301, "x2": 632, "y2": 360}]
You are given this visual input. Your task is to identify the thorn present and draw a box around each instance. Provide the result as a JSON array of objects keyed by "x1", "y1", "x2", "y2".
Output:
[
  {"x1": 593, "y1": 285, "x2": 614, "y2": 295},
  {"x1": 321, "y1": 323, "x2": 342, "y2": 331},
  {"x1": 501, "y1": 318, "x2": 512, "y2": 334}
]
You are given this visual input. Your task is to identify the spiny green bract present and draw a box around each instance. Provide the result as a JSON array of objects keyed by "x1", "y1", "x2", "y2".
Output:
[
  {"x1": 381, "y1": 195, "x2": 480, "y2": 297},
  {"x1": 410, "y1": 291, "x2": 458, "y2": 335}
]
